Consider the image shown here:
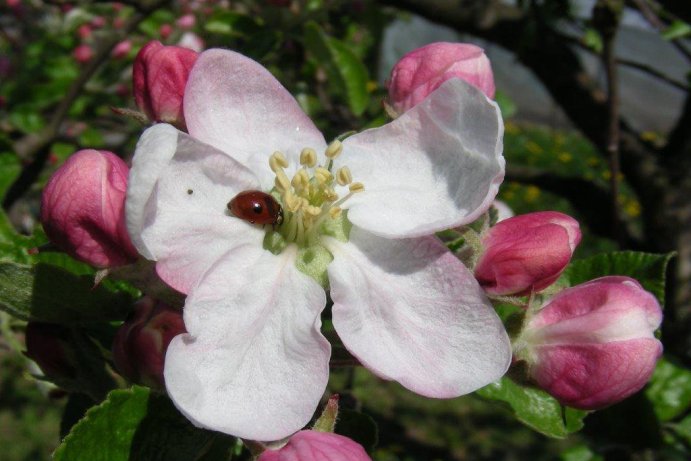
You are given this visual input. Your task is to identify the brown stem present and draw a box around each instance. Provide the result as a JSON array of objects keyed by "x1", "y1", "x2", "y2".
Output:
[{"x1": 595, "y1": 0, "x2": 624, "y2": 247}]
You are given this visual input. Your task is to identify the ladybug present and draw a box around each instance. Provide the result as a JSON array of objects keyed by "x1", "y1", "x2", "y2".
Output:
[{"x1": 227, "y1": 190, "x2": 283, "y2": 226}]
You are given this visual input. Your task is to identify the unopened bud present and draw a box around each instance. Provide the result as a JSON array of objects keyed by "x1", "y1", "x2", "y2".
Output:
[
  {"x1": 257, "y1": 430, "x2": 371, "y2": 461},
  {"x1": 387, "y1": 42, "x2": 495, "y2": 114},
  {"x1": 41, "y1": 150, "x2": 138, "y2": 268},
  {"x1": 474, "y1": 211, "x2": 581, "y2": 296},
  {"x1": 513, "y1": 276, "x2": 663, "y2": 410},
  {"x1": 112, "y1": 297, "x2": 186, "y2": 389},
  {"x1": 133, "y1": 40, "x2": 198, "y2": 129}
]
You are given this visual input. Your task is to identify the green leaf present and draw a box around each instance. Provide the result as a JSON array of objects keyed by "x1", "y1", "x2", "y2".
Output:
[
  {"x1": 560, "y1": 444, "x2": 604, "y2": 461},
  {"x1": 645, "y1": 358, "x2": 691, "y2": 422},
  {"x1": 335, "y1": 409, "x2": 378, "y2": 452},
  {"x1": 494, "y1": 91, "x2": 517, "y2": 119},
  {"x1": 303, "y1": 22, "x2": 370, "y2": 116},
  {"x1": 0, "y1": 262, "x2": 133, "y2": 324},
  {"x1": 662, "y1": 20, "x2": 691, "y2": 40},
  {"x1": 0, "y1": 212, "x2": 41, "y2": 264},
  {"x1": 583, "y1": 28, "x2": 603, "y2": 53},
  {"x1": 54, "y1": 386, "x2": 236, "y2": 461},
  {"x1": 561, "y1": 251, "x2": 673, "y2": 306},
  {"x1": 477, "y1": 376, "x2": 588, "y2": 438},
  {"x1": 9, "y1": 105, "x2": 45, "y2": 133},
  {"x1": 203, "y1": 11, "x2": 258, "y2": 37},
  {"x1": 0, "y1": 152, "x2": 21, "y2": 200},
  {"x1": 669, "y1": 413, "x2": 691, "y2": 445}
]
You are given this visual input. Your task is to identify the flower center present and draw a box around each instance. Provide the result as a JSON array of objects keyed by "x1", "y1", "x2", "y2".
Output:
[{"x1": 269, "y1": 140, "x2": 364, "y2": 248}]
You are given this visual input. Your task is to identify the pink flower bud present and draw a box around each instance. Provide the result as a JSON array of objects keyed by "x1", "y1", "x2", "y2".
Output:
[
  {"x1": 111, "y1": 40, "x2": 132, "y2": 59},
  {"x1": 133, "y1": 40, "x2": 198, "y2": 129},
  {"x1": 73, "y1": 44, "x2": 93, "y2": 63},
  {"x1": 176, "y1": 13, "x2": 196, "y2": 29},
  {"x1": 387, "y1": 42, "x2": 495, "y2": 114},
  {"x1": 474, "y1": 211, "x2": 581, "y2": 296},
  {"x1": 159, "y1": 24, "x2": 173, "y2": 40},
  {"x1": 41, "y1": 149, "x2": 138, "y2": 268},
  {"x1": 90, "y1": 16, "x2": 106, "y2": 28},
  {"x1": 258, "y1": 431, "x2": 371, "y2": 461},
  {"x1": 514, "y1": 277, "x2": 663, "y2": 409},
  {"x1": 77, "y1": 24, "x2": 92, "y2": 40},
  {"x1": 25, "y1": 322, "x2": 78, "y2": 381},
  {"x1": 112, "y1": 298, "x2": 186, "y2": 389}
]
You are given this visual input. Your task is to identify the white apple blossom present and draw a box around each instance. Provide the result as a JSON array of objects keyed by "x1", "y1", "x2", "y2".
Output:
[{"x1": 126, "y1": 49, "x2": 511, "y2": 441}]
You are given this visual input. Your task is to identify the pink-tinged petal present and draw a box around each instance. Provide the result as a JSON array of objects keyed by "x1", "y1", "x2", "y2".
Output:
[
  {"x1": 528, "y1": 276, "x2": 662, "y2": 337},
  {"x1": 41, "y1": 149, "x2": 137, "y2": 268},
  {"x1": 164, "y1": 245, "x2": 330, "y2": 441},
  {"x1": 530, "y1": 339, "x2": 662, "y2": 409},
  {"x1": 516, "y1": 276, "x2": 663, "y2": 409},
  {"x1": 184, "y1": 49, "x2": 326, "y2": 188},
  {"x1": 112, "y1": 297, "x2": 185, "y2": 389},
  {"x1": 388, "y1": 42, "x2": 495, "y2": 113},
  {"x1": 475, "y1": 212, "x2": 581, "y2": 296},
  {"x1": 340, "y1": 78, "x2": 504, "y2": 238},
  {"x1": 126, "y1": 124, "x2": 263, "y2": 293},
  {"x1": 258, "y1": 430, "x2": 371, "y2": 461},
  {"x1": 325, "y1": 228, "x2": 511, "y2": 398},
  {"x1": 133, "y1": 41, "x2": 197, "y2": 129}
]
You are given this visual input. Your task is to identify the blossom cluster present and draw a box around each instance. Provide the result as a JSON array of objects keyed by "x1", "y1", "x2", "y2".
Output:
[{"x1": 36, "y1": 40, "x2": 663, "y2": 455}]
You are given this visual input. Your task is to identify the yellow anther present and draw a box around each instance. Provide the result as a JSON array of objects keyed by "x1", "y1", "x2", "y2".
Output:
[
  {"x1": 292, "y1": 168, "x2": 310, "y2": 190},
  {"x1": 325, "y1": 140, "x2": 343, "y2": 159},
  {"x1": 285, "y1": 191, "x2": 302, "y2": 212},
  {"x1": 305, "y1": 205, "x2": 322, "y2": 217},
  {"x1": 315, "y1": 167, "x2": 332, "y2": 185},
  {"x1": 275, "y1": 169, "x2": 291, "y2": 191},
  {"x1": 269, "y1": 151, "x2": 289, "y2": 172},
  {"x1": 323, "y1": 188, "x2": 338, "y2": 202},
  {"x1": 300, "y1": 148, "x2": 317, "y2": 167},
  {"x1": 349, "y1": 182, "x2": 365, "y2": 193},
  {"x1": 329, "y1": 207, "x2": 342, "y2": 219},
  {"x1": 336, "y1": 166, "x2": 352, "y2": 186}
]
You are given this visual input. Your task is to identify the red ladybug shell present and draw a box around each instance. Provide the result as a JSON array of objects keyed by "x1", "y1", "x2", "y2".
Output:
[{"x1": 228, "y1": 190, "x2": 283, "y2": 225}]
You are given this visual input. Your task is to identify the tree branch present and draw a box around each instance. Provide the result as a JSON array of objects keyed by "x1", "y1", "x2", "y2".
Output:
[
  {"x1": 629, "y1": 0, "x2": 691, "y2": 62},
  {"x1": 594, "y1": 0, "x2": 624, "y2": 246},
  {"x1": 3, "y1": 0, "x2": 170, "y2": 210}
]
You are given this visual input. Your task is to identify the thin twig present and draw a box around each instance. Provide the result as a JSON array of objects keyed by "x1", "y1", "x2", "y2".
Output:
[
  {"x1": 551, "y1": 28, "x2": 688, "y2": 91},
  {"x1": 630, "y1": 0, "x2": 691, "y2": 62},
  {"x1": 617, "y1": 58, "x2": 688, "y2": 91},
  {"x1": 595, "y1": 1, "x2": 625, "y2": 247},
  {"x1": 3, "y1": 0, "x2": 170, "y2": 210}
]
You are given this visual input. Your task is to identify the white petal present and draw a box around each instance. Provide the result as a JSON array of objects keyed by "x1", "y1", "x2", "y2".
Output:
[
  {"x1": 126, "y1": 124, "x2": 263, "y2": 293},
  {"x1": 340, "y1": 78, "x2": 504, "y2": 238},
  {"x1": 184, "y1": 49, "x2": 327, "y2": 187},
  {"x1": 325, "y1": 227, "x2": 511, "y2": 397},
  {"x1": 164, "y1": 244, "x2": 331, "y2": 441}
]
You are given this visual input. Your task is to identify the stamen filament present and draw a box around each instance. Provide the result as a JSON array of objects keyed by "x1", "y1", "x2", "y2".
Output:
[{"x1": 267, "y1": 144, "x2": 364, "y2": 249}]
